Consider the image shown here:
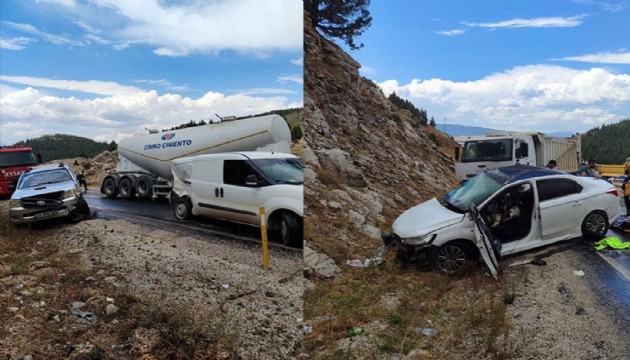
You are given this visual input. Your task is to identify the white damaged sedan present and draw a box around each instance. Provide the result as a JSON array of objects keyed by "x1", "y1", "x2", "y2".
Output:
[{"x1": 383, "y1": 165, "x2": 621, "y2": 276}]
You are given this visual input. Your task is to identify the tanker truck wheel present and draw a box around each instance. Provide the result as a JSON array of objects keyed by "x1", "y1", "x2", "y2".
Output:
[
  {"x1": 102, "y1": 177, "x2": 119, "y2": 198},
  {"x1": 136, "y1": 176, "x2": 153, "y2": 199},
  {"x1": 119, "y1": 178, "x2": 135, "y2": 199},
  {"x1": 172, "y1": 195, "x2": 192, "y2": 220},
  {"x1": 280, "y1": 212, "x2": 302, "y2": 247}
]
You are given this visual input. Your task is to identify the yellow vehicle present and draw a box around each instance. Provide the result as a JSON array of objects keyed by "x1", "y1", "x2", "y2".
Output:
[{"x1": 599, "y1": 164, "x2": 626, "y2": 178}]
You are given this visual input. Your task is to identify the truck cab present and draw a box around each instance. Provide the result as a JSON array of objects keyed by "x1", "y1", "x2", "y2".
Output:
[
  {"x1": 0, "y1": 146, "x2": 39, "y2": 196},
  {"x1": 455, "y1": 134, "x2": 535, "y2": 182}
]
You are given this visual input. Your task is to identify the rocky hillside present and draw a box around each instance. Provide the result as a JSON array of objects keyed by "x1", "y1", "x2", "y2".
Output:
[{"x1": 303, "y1": 12, "x2": 459, "y2": 267}]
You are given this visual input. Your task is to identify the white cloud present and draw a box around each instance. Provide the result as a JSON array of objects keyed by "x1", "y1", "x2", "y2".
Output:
[
  {"x1": 359, "y1": 66, "x2": 376, "y2": 76},
  {"x1": 90, "y1": 0, "x2": 303, "y2": 56},
  {"x1": 0, "y1": 36, "x2": 35, "y2": 50},
  {"x1": 0, "y1": 77, "x2": 300, "y2": 145},
  {"x1": 3, "y1": 21, "x2": 83, "y2": 46},
  {"x1": 378, "y1": 65, "x2": 630, "y2": 133},
  {"x1": 235, "y1": 88, "x2": 296, "y2": 95},
  {"x1": 3, "y1": 1, "x2": 302, "y2": 55},
  {"x1": 278, "y1": 74, "x2": 303, "y2": 85},
  {"x1": 134, "y1": 79, "x2": 191, "y2": 91},
  {"x1": 291, "y1": 57, "x2": 304, "y2": 66},
  {"x1": 561, "y1": 51, "x2": 630, "y2": 64},
  {"x1": 1, "y1": 75, "x2": 141, "y2": 96},
  {"x1": 463, "y1": 15, "x2": 586, "y2": 29},
  {"x1": 436, "y1": 29, "x2": 465, "y2": 36},
  {"x1": 35, "y1": 0, "x2": 76, "y2": 6}
]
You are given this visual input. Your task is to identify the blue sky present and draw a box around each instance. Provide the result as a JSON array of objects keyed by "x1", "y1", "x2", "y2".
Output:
[
  {"x1": 0, "y1": 0, "x2": 302, "y2": 145},
  {"x1": 344, "y1": 0, "x2": 630, "y2": 134}
]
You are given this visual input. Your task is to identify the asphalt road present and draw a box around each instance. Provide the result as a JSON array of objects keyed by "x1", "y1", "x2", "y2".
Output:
[{"x1": 81, "y1": 190, "x2": 298, "y2": 251}]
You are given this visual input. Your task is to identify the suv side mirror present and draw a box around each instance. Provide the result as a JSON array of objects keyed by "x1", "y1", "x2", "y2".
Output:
[{"x1": 245, "y1": 174, "x2": 260, "y2": 186}]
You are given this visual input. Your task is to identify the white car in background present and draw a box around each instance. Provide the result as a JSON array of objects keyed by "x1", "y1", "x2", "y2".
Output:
[{"x1": 383, "y1": 165, "x2": 621, "y2": 277}]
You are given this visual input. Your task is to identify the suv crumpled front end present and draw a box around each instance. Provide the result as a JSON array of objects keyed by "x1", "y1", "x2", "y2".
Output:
[
  {"x1": 9, "y1": 182, "x2": 82, "y2": 224},
  {"x1": 8, "y1": 163, "x2": 88, "y2": 225}
]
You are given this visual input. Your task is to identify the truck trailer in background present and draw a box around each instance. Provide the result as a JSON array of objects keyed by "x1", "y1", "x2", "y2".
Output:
[
  {"x1": 455, "y1": 132, "x2": 581, "y2": 182},
  {"x1": 100, "y1": 114, "x2": 292, "y2": 199}
]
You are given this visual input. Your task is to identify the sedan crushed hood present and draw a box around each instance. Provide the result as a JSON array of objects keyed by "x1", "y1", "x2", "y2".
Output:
[{"x1": 393, "y1": 198, "x2": 465, "y2": 238}]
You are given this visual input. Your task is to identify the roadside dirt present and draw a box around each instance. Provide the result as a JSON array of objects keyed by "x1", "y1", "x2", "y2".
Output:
[
  {"x1": 0, "y1": 207, "x2": 303, "y2": 359},
  {"x1": 503, "y1": 245, "x2": 628, "y2": 360}
]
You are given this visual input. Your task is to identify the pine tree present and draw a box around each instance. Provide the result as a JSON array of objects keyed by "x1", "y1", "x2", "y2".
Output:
[
  {"x1": 429, "y1": 117, "x2": 436, "y2": 127},
  {"x1": 305, "y1": 0, "x2": 372, "y2": 50}
]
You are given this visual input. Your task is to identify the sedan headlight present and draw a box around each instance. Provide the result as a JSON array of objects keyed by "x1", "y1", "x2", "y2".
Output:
[
  {"x1": 9, "y1": 199, "x2": 21, "y2": 208},
  {"x1": 401, "y1": 234, "x2": 436, "y2": 245}
]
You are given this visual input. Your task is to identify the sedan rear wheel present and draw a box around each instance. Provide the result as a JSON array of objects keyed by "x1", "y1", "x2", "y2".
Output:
[
  {"x1": 581, "y1": 210, "x2": 608, "y2": 241},
  {"x1": 434, "y1": 241, "x2": 475, "y2": 274}
]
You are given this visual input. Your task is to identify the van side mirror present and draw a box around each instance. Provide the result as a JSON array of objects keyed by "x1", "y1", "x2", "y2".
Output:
[
  {"x1": 455, "y1": 147, "x2": 460, "y2": 161},
  {"x1": 245, "y1": 174, "x2": 260, "y2": 186}
]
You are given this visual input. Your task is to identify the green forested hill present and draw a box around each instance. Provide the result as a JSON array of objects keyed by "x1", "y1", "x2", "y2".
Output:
[
  {"x1": 15, "y1": 134, "x2": 109, "y2": 163},
  {"x1": 581, "y1": 119, "x2": 630, "y2": 164}
]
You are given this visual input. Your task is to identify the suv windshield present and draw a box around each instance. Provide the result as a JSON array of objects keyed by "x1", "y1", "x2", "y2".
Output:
[
  {"x1": 0, "y1": 151, "x2": 37, "y2": 167},
  {"x1": 444, "y1": 172, "x2": 504, "y2": 212},
  {"x1": 18, "y1": 168, "x2": 73, "y2": 189},
  {"x1": 252, "y1": 158, "x2": 303, "y2": 185}
]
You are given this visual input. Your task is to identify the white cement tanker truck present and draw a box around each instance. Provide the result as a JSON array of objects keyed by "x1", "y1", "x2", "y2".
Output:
[{"x1": 100, "y1": 114, "x2": 292, "y2": 199}]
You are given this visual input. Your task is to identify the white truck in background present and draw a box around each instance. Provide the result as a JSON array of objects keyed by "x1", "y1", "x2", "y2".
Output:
[
  {"x1": 101, "y1": 114, "x2": 292, "y2": 199},
  {"x1": 454, "y1": 132, "x2": 581, "y2": 182}
]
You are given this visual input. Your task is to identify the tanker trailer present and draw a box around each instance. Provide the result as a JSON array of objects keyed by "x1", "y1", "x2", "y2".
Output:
[{"x1": 100, "y1": 114, "x2": 292, "y2": 199}]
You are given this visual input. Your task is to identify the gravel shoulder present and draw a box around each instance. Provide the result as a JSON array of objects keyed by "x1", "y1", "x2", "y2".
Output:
[
  {"x1": 1, "y1": 214, "x2": 304, "y2": 359},
  {"x1": 503, "y1": 243, "x2": 628, "y2": 360}
]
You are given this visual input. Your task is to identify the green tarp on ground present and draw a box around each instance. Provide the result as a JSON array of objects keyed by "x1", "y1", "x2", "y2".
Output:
[{"x1": 594, "y1": 236, "x2": 630, "y2": 251}]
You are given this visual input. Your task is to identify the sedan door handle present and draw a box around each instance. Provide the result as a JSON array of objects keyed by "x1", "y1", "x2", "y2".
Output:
[{"x1": 572, "y1": 201, "x2": 583, "y2": 206}]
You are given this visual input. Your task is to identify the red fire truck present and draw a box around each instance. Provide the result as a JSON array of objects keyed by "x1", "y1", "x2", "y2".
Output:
[{"x1": 0, "y1": 146, "x2": 39, "y2": 196}]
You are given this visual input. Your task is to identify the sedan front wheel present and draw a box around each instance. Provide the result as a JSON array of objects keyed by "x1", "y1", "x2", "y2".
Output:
[{"x1": 434, "y1": 241, "x2": 476, "y2": 274}]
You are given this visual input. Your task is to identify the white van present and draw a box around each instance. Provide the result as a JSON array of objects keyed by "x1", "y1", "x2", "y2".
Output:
[{"x1": 170, "y1": 152, "x2": 303, "y2": 246}]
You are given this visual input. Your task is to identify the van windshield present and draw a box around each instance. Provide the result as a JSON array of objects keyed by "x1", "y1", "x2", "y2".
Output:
[
  {"x1": 251, "y1": 158, "x2": 303, "y2": 185},
  {"x1": 444, "y1": 172, "x2": 504, "y2": 212}
]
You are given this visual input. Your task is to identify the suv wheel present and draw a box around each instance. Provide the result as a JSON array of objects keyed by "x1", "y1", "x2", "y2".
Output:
[{"x1": 68, "y1": 196, "x2": 91, "y2": 223}]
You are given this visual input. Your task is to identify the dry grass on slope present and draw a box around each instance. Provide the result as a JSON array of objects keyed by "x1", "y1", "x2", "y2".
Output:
[
  {"x1": 304, "y1": 258, "x2": 522, "y2": 360},
  {"x1": 0, "y1": 206, "x2": 242, "y2": 360}
]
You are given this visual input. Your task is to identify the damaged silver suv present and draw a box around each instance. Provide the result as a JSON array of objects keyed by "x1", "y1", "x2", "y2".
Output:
[{"x1": 9, "y1": 163, "x2": 90, "y2": 224}]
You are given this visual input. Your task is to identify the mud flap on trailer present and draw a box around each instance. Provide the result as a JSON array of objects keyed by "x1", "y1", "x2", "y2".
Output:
[{"x1": 471, "y1": 205, "x2": 502, "y2": 279}]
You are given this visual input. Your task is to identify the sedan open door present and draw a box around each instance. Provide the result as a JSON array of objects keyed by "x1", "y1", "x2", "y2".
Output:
[{"x1": 471, "y1": 205, "x2": 502, "y2": 279}]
